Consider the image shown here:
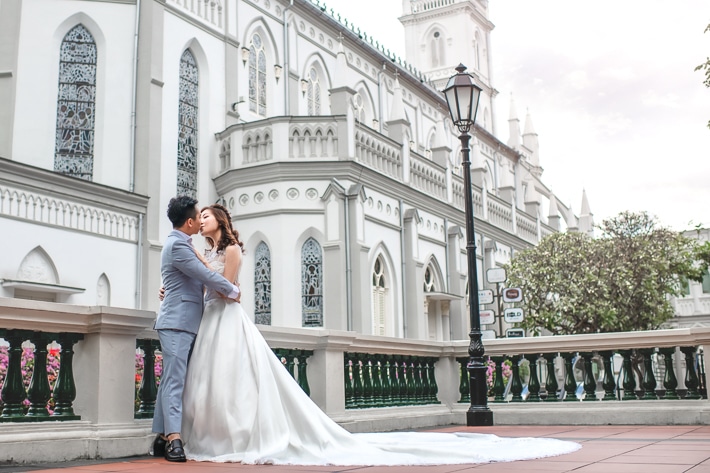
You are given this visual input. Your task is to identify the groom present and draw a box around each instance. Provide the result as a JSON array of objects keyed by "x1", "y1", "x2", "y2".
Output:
[{"x1": 151, "y1": 195, "x2": 240, "y2": 462}]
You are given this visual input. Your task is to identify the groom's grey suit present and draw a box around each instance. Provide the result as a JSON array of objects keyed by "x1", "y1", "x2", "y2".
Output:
[{"x1": 152, "y1": 229, "x2": 236, "y2": 436}]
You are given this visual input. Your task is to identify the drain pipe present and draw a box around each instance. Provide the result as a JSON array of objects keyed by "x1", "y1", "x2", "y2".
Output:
[
  {"x1": 283, "y1": 0, "x2": 294, "y2": 115},
  {"x1": 128, "y1": 0, "x2": 140, "y2": 192},
  {"x1": 399, "y1": 198, "x2": 407, "y2": 338},
  {"x1": 344, "y1": 191, "x2": 352, "y2": 331}
]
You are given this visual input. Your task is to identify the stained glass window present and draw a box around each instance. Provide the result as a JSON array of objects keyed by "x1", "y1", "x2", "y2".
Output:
[
  {"x1": 54, "y1": 24, "x2": 97, "y2": 180},
  {"x1": 301, "y1": 237, "x2": 323, "y2": 327},
  {"x1": 424, "y1": 266, "x2": 436, "y2": 292},
  {"x1": 249, "y1": 33, "x2": 267, "y2": 116},
  {"x1": 372, "y1": 256, "x2": 387, "y2": 335},
  {"x1": 307, "y1": 67, "x2": 321, "y2": 116},
  {"x1": 177, "y1": 49, "x2": 199, "y2": 198},
  {"x1": 254, "y1": 242, "x2": 272, "y2": 325}
]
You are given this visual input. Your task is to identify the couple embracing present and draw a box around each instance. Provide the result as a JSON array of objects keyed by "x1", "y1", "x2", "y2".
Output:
[{"x1": 148, "y1": 195, "x2": 581, "y2": 466}]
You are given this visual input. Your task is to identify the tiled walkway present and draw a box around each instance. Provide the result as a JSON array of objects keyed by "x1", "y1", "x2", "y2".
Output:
[{"x1": 9, "y1": 425, "x2": 710, "y2": 473}]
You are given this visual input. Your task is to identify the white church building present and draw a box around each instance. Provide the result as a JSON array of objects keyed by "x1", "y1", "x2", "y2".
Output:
[{"x1": 0, "y1": 0, "x2": 589, "y2": 341}]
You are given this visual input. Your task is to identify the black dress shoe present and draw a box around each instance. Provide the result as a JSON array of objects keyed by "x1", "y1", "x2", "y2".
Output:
[
  {"x1": 150, "y1": 434, "x2": 167, "y2": 457},
  {"x1": 165, "y1": 438, "x2": 187, "y2": 462}
]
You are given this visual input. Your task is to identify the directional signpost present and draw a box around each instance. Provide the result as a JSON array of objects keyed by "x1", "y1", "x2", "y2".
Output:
[{"x1": 480, "y1": 268, "x2": 526, "y2": 338}]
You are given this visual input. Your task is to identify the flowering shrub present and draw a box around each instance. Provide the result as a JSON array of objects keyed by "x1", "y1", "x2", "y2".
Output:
[
  {"x1": 0, "y1": 345, "x2": 61, "y2": 413},
  {"x1": 486, "y1": 359, "x2": 512, "y2": 393}
]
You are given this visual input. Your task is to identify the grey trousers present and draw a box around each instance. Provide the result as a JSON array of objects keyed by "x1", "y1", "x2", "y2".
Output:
[{"x1": 152, "y1": 329, "x2": 196, "y2": 435}]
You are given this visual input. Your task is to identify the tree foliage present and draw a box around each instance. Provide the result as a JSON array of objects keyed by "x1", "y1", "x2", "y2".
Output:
[
  {"x1": 696, "y1": 23, "x2": 710, "y2": 128},
  {"x1": 505, "y1": 211, "x2": 710, "y2": 335}
]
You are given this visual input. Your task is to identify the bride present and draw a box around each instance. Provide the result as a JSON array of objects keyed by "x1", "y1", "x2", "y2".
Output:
[{"x1": 181, "y1": 204, "x2": 580, "y2": 466}]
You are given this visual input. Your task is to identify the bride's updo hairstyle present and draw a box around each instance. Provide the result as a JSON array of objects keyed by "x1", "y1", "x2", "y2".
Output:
[{"x1": 202, "y1": 204, "x2": 245, "y2": 253}]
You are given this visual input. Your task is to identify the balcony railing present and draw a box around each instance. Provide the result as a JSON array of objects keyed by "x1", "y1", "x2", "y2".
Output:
[{"x1": 3, "y1": 299, "x2": 707, "y2": 462}]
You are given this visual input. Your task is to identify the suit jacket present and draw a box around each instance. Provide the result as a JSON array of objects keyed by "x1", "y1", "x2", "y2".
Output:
[{"x1": 155, "y1": 230, "x2": 235, "y2": 334}]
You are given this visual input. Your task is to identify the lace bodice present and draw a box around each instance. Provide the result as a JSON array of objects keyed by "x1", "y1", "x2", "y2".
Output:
[{"x1": 204, "y1": 247, "x2": 240, "y2": 302}]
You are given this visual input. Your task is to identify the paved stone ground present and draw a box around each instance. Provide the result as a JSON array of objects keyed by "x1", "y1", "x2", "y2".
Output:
[{"x1": 4, "y1": 425, "x2": 710, "y2": 473}]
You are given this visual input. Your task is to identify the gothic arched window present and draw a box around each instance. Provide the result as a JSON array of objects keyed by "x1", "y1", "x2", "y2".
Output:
[
  {"x1": 254, "y1": 242, "x2": 272, "y2": 325},
  {"x1": 307, "y1": 67, "x2": 321, "y2": 116},
  {"x1": 430, "y1": 31, "x2": 445, "y2": 69},
  {"x1": 54, "y1": 24, "x2": 97, "y2": 180},
  {"x1": 177, "y1": 49, "x2": 199, "y2": 198},
  {"x1": 423, "y1": 265, "x2": 437, "y2": 293},
  {"x1": 249, "y1": 33, "x2": 267, "y2": 116},
  {"x1": 301, "y1": 237, "x2": 323, "y2": 327},
  {"x1": 372, "y1": 256, "x2": 388, "y2": 336}
]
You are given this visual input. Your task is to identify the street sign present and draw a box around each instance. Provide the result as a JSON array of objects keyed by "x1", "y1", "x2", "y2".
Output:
[
  {"x1": 479, "y1": 310, "x2": 495, "y2": 325},
  {"x1": 502, "y1": 287, "x2": 523, "y2": 303},
  {"x1": 506, "y1": 328, "x2": 525, "y2": 338},
  {"x1": 486, "y1": 267, "x2": 506, "y2": 283},
  {"x1": 482, "y1": 330, "x2": 497, "y2": 340},
  {"x1": 478, "y1": 289, "x2": 494, "y2": 305},
  {"x1": 504, "y1": 307, "x2": 524, "y2": 323}
]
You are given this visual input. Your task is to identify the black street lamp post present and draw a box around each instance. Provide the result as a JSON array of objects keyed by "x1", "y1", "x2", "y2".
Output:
[{"x1": 443, "y1": 64, "x2": 493, "y2": 426}]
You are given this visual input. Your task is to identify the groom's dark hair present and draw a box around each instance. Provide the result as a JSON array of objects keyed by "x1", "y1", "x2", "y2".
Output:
[{"x1": 167, "y1": 195, "x2": 199, "y2": 228}]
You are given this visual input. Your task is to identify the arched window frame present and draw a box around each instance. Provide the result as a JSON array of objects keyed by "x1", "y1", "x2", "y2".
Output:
[
  {"x1": 54, "y1": 24, "x2": 97, "y2": 181},
  {"x1": 254, "y1": 242, "x2": 272, "y2": 324},
  {"x1": 372, "y1": 255, "x2": 388, "y2": 336},
  {"x1": 177, "y1": 49, "x2": 199, "y2": 197},
  {"x1": 301, "y1": 237, "x2": 323, "y2": 327},
  {"x1": 307, "y1": 66, "x2": 321, "y2": 116},
  {"x1": 249, "y1": 33, "x2": 267, "y2": 116}
]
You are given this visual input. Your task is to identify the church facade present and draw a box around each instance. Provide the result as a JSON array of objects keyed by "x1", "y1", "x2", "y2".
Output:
[{"x1": 0, "y1": 0, "x2": 583, "y2": 341}]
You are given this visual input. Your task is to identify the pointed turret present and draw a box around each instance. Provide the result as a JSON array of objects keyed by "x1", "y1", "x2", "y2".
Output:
[
  {"x1": 522, "y1": 109, "x2": 540, "y2": 167},
  {"x1": 578, "y1": 189, "x2": 594, "y2": 237},
  {"x1": 329, "y1": 34, "x2": 356, "y2": 116},
  {"x1": 507, "y1": 94, "x2": 521, "y2": 149},
  {"x1": 524, "y1": 180, "x2": 540, "y2": 217},
  {"x1": 547, "y1": 194, "x2": 561, "y2": 231},
  {"x1": 387, "y1": 75, "x2": 410, "y2": 144},
  {"x1": 431, "y1": 114, "x2": 451, "y2": 168}
]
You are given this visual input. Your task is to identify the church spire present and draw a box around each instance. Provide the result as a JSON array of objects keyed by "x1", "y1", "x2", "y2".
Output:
[
  {"x1": 507, "y1": 93, "x2": 521, "y2": 149},
  {"x1": 578, "y1": 189, "x2": 594, "y2": 237}
]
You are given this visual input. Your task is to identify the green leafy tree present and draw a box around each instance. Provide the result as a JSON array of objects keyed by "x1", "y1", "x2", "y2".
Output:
[
  {"x1": 696, "y1": 23, "x2": 710, "y2": 128},
  {"x1": 506, "y1": 211, "x2": 710, "y2": 335}
]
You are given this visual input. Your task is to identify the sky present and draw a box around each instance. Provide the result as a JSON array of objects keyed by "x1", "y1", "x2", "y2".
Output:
[{"x1": 324, "y1": 0, "x2": 710, "y2": 231}]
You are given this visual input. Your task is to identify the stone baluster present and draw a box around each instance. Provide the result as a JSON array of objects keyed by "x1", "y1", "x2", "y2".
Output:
[
  {"x1": 526, "y1": 355, "x2": 541, "y2": 402},
  {"x1": 562, "y1": 352, "x2": 578, "y2": 402},
  {"x1": 413, "y1": 359, "x2": 424, "y2": 404},
  {"x1": 457, "y1": 357, "x2": 470, "y2": 403},
  {"x1": 361, "y1": 355, "x2": 373, "y2": 408},
  {"x1": 371, "y1": 355, "x2": 383, "y2": 407},
  {"x1": 344, "y1": 354, "x2": 354, "y2": 409},
  {"x1": 680, "y1": 346, "x2": 701, "y2": 400},
  {"x1": 395, "y1": 355, "x2": 406, "y2": 406},
  {"x1": 382, "y1": 355, "x2": 393, "y2": 405},
  {"x1": 296, "y1": 351, "x2": 311, "y2": 396},
  {"x1": 427, "y1": 357, "x2": 439, "y2": 404},
  {"x1": 491, "y1": 356, "x2": 506, "y2": 403},
  {"x1": 0, "y1": 330, "x2": 30, "y2": 418},
  {"x1": 639, "y1": 349, "x2": 658, "y2": 400},
  {"x1": 581, "y1": 352, "x2": 598, "y2": 401},
  {"x1": 543, "y1": 353, "x2": 559, "y2": 402},
  {"x1": 135, "y1": 339, "x2": 160, "y2": 418},
  {"x1": 660, "y1": 347, "x2": 680, "y2": 400},
  {"x1": 405, "y1": 356, "x2": 416, "y2": 405},
  {"x1": 52, "y1": 333, "x2": 82, "y2": 418},
  {"x1": 619, "y1": 350, "x2": 637, "y2": 400},
  {"x1": 352, "y1": 354, "x2": 364, "y2": 408},
  {"x1": 510, "y1": 355, "x2": 524, "y2": 402},
  {"x1": 26, "y1": 332, "x2": 52, "y2": 417},
  {"x1": 600, "y1": 350, "x2": 617, "y2": 400}
]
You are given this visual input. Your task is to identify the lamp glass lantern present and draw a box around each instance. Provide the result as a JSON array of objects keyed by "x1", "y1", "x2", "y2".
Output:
[
  {"x1": 241, "y1": 46, "x2": 250, "y2": 66},
  {"x1": 443, "y1": 63, "x2": 493, "y2": 427}
]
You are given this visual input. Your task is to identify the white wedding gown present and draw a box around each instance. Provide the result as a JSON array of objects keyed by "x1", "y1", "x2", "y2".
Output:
[{"x1": 182, "y1": 249, "x2": 580, "y2": 465}]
